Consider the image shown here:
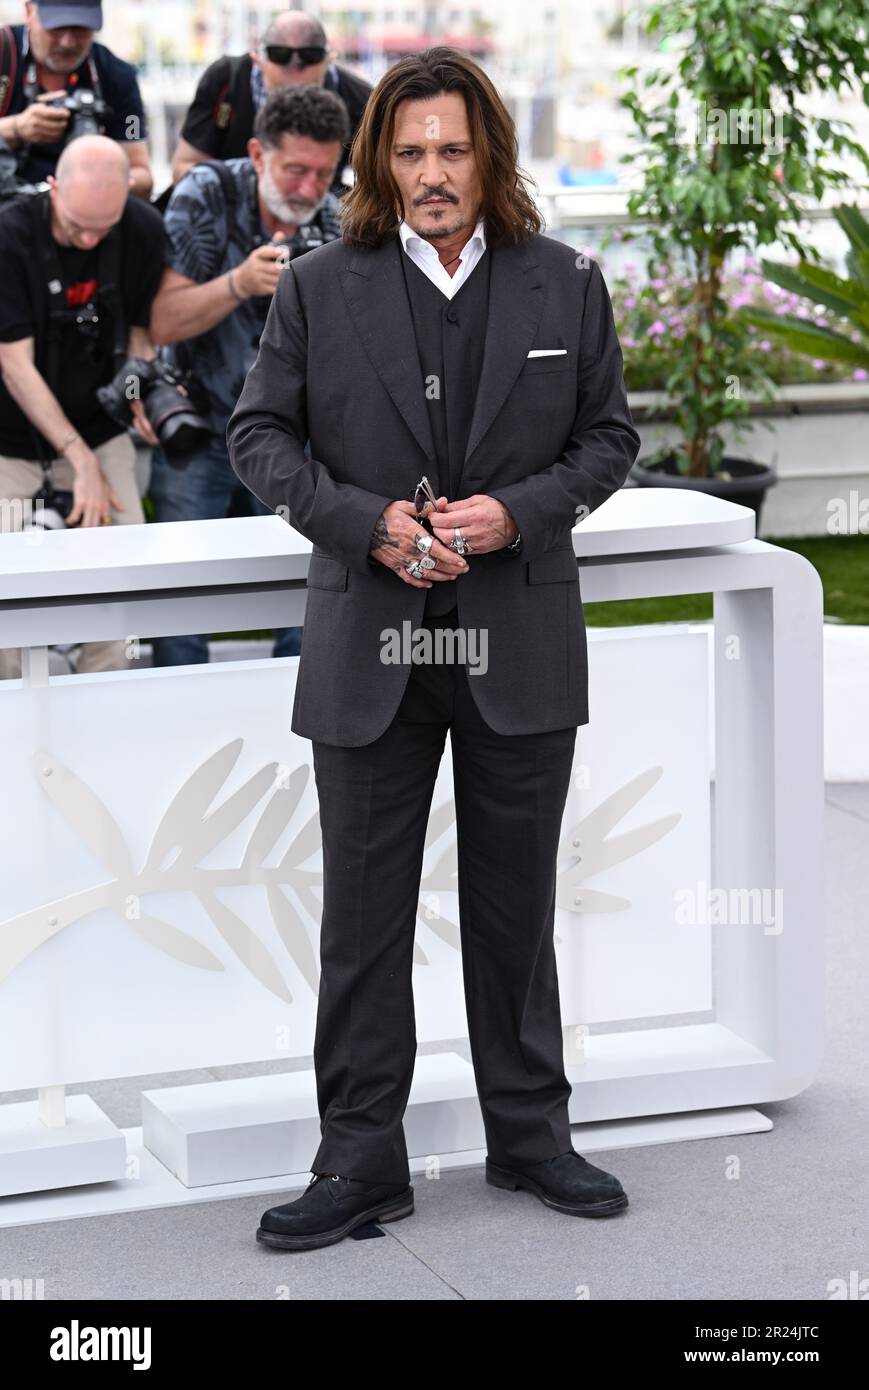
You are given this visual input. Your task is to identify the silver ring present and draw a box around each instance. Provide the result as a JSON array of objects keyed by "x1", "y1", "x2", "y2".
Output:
[
  {"x1": 415, "y1": 532, "x2": 433, "y2": 556},
  {"x1": 407, "y1": 559, "x2": 426, "y2": 579},
  {"x1": 450, "y1": 527, "x2": 472, "y2": 555}
]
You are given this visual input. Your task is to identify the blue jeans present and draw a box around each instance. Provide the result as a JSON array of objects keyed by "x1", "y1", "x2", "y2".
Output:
[{"x1": 148, "y1": 435, "x2": 302, "y2": 665}]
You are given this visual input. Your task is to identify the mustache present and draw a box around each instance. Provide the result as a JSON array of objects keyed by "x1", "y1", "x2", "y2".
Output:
[{"x1": 416, "y1": 193, "x2": 458, "y2": 205}]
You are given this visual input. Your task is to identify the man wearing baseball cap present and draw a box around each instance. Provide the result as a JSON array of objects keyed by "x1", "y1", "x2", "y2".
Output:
[{"x1": 0, "y1": 2, "x2": 152, "y2": 198}]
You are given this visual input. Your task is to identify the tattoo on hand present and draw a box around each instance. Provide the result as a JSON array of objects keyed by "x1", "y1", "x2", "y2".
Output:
[{"x1": 371, "y1": 515, "x2": 401, "y2": 551}]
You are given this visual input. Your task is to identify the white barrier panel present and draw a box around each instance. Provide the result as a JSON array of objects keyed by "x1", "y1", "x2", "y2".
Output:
[
  {"x1": 0, "y1": 497, "x2": 825, "y2": 1205},
  {"x1": 0, "y1": 628, "x2": 709, "y2": 1090}
]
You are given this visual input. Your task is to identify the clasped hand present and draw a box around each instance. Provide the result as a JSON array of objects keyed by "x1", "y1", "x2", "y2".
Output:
[{"x1": 368, "y1": 494, "x2": 518, "y2": 589}]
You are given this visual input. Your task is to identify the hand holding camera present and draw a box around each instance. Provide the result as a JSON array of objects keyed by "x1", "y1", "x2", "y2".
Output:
[
  {"x1": 12, "y1": 93, "x2": 72, "y2": 146},
  {"x1": 233, "y1": 244, "x2": 287, "y2": 300}
]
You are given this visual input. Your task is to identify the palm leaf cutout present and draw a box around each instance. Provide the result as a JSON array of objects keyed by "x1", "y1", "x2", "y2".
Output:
[
  {"x1": 561, "y1": 811, "x2": 682, "y2": 882},
  {"x1": 419, "y1": 840, "x2": 458, "y2": 894},
  {"x1": 554, "y1": 886, "x2": 632, "y2": 921},
  {"x1": 415, "y1": 904, "x2": 461, "y2": 951},
  {"x1": 415, "y1": 800, "x2": 461, "y2": 948},
  {"x1": 267, "y1": 885, "x2": 319, "y2": 992},
  {"x1": 200, "y1": 890, "x2": 292, "y2": 1004},
  {"x1": 292, "y1": 881, "x2": 324, "y2": 929},
  {"x1": 555, "y1": 766, "x2": 682, "y2": 917},
  {"x1": 416, "y1": 838, "x2": 462, "y2": 948},
  {"x1": 425, "y1": 798, "x2": 458, "y2": 846},
  {"x1": 143, "y1": 738, "x2": 245, "y2": 872},
  {"x1": 174, "y1": 763, "x2": 279, "y2": 869},
  {"x1": 32, "y1": 749, "x2": 132, "y2": 878},
  {"x1": 562, "y1": 767, "x2": 681, "y2": 880},
  {"x1": 413, "y1": 941, "x2": 429, "y2": 964},
  {"x1": 128, "y1": 912, "x2": 226, "y2": 971},
  {"x1": 279, "y1": 809, "x2": 322, "y2": 872},
  {"x1": 243, "y1": 765, "x2": 309, "y2": 875}
]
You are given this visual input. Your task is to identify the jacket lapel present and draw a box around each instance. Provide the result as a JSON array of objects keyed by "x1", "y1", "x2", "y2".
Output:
[
  {"x1": 463, "y1": 238, "x2": 546, "y2": 472},
  {"x1": 341, "y1": 237, "x2": 438, "y2": 475}
]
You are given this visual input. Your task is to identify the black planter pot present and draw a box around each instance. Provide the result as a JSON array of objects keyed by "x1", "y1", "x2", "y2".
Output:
[{"x1": 630, "y1": 454, "x2": 777, "y2": 530}]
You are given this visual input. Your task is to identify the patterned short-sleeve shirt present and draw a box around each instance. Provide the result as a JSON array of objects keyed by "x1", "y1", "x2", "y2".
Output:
[{"x1": 161, "y1": 157, "x2": 342, "y2": 434}]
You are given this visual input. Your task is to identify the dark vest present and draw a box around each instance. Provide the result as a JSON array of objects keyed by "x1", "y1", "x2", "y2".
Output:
[{"x1": 399, "y1": 243, "x2": 491, "y2": 614}]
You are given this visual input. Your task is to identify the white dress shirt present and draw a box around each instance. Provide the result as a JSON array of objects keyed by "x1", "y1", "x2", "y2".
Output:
[{"x1": 397, "y1": 214, "x2": 487, "y2": 300}]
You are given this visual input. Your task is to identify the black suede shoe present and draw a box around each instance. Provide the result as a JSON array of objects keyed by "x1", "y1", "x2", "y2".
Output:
[
  {"x1": 256, "y1": 1172, "x2": 414, "y2": 1251},
  {"x1": 486, "y1": 1150, "x2": 628, "y2": 1217}
]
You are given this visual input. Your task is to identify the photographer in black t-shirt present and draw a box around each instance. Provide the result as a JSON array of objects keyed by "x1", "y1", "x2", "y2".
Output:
[
  {"x1": 0, "y1": 1, "x2": 152, "y2": 199},
  {"x1": 0, "y1": 134, "x2": 165, "y2": 679},
  {"x1": 168, "y1": 9, "x2": 370, "y2": 201}
]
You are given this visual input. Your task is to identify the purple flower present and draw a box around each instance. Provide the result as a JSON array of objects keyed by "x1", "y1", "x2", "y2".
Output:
[
  {"x1": 852, "y1": 368, "x2": 868, "y2": 381},
  {"x1": 648, "y1": 320, "x2": 666, "y2": 336}
]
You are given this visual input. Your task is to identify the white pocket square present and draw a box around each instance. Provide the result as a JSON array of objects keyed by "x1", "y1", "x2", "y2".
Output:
[{"x1": 526, "y1": 348, "x2": 567, "y2": 357}]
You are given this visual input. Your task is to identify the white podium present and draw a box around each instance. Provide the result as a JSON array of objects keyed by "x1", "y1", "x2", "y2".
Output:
[{"x1": 0, "y1": 490, "x2": 824, "y2": 1222}]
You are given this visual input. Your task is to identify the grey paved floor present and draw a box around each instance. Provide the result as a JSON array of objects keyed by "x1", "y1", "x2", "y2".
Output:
[{"x1": 1, "y1": 786, "x2": 866, "y2": 1300}]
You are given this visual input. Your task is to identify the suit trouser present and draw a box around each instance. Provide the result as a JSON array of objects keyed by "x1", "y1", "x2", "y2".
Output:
[
  {"x1": 0, "y1": 433, "x2": 144, "y2": 680},
  {"x1": 309, "y1": 605, "x2": 577, "y2": 1185}
]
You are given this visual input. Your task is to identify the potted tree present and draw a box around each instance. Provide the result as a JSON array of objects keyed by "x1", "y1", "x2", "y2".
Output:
[{"x1": 614, "y1": 0, "x2": 869, "y2": 525}]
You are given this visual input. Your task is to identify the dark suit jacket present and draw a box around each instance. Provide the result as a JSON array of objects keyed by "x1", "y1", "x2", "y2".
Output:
[{"x1": 226, "y1": 232, "x2": 641, "y2": 746}]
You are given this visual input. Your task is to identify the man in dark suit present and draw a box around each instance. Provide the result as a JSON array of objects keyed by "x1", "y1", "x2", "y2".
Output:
[{"x1": 227, "y1": 46, "x2": 641, "y2": 1252}]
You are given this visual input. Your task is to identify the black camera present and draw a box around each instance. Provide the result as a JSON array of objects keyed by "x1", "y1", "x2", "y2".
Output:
[
  {"x1": 43, "y1": 88, "x2": 113, "y2": 144},
  {"x1": 26, "y1": 478, "x2": 78, "y2": 531},
  {"x1": 97, "y1": 356, "x2": 211, "y2": 465},
  {"x1": 0, "y1": 134, "x2": 47, "y2": 200},
  {"x1": 271, "y1": 222, "x2": 329, "y2": 262}
]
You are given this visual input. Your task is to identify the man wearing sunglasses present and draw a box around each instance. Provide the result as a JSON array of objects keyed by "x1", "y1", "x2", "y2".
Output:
[{"x1": 169, "y1": 10, "x2": 370, "y2": 199}]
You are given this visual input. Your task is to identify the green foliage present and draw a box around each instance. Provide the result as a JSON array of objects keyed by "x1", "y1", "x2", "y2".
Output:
[
  {"x1": 738, "y1": 205, "x2": 869, "y2": 368},
  {"x1": 613, "y1": 0, "x2": 869, "y2": 477},
  {"x1": 609, "y1": 254, "x2": 866, "y2": 392}
]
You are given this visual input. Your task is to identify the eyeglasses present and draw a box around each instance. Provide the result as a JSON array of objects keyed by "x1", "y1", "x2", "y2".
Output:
[
  {"x1": 413, "y1": 475, "x2": 439, "y2": 519},
  {"x1": 264, "y1": 45, "x2": 327, "y2": 67}
]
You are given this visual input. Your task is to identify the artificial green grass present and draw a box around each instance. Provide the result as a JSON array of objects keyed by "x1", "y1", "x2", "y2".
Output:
[{"x1": 582, "y1": 536, "x2": 868, "y2": 628}]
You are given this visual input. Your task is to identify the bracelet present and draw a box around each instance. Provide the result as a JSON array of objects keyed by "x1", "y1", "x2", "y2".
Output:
[
  {"x1": 227, "y1": 269, "x2": 245, "y2": 303},
  {"x1": 58, "y1": 428, "x2": 81, "y2": 455}
]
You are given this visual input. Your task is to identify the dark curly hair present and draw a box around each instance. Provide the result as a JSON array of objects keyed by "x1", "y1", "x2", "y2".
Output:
[
  {"x1": 341, "y1": 46, "x2": 542, "y2": 249},
  {"x1": 253, "y1": 85, "x2": 350, "y2": 150}
]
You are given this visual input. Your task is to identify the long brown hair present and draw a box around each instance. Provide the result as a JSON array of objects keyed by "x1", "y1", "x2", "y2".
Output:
[{"x1": 341, "y1": 47, "x2": 543, "y2": 249}]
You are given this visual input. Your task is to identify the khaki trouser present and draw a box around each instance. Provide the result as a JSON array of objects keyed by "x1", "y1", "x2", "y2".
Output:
[{"x1": 0, "y1": 432, "x2": 145, "y2": 680}]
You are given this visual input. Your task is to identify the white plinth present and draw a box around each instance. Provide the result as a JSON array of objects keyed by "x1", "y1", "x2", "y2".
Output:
[
  {"x1": 0, "y1": 1094, "x2": 127, "y2": 1197},
  {"x1": 0, "y1": 1105, "x2": 772, "y2": 1229},
  {"x1": 142, "y1": 1053, "x2": 485, "y2": 1188}
]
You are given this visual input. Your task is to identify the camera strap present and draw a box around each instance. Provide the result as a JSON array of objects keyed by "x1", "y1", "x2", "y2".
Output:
[
  {"x1": 193, "y1": 157, "x2": 248, "y2": 259},
  {"x1": 16, "y1": 33, "x2": 103, "y2": 169},
  {"x1": 22, "y1": 37, "x2": 102, "y2": 106},
  {"x1": 26, "y1": 188, "x2": 125, "y2": 471}
]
